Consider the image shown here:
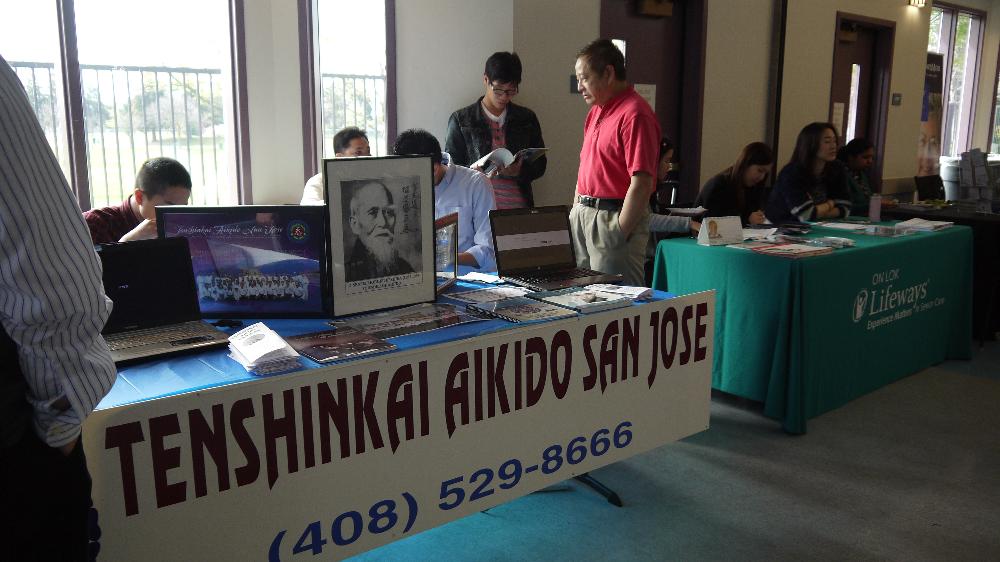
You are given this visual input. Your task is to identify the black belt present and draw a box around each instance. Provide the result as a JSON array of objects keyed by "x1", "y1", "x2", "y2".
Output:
[{"x1": 579, "y1": 196, "x2": 625, "y2": 211}]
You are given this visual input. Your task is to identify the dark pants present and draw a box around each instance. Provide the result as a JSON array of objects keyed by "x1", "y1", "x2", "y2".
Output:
[{"x1": 0, "y1": 429, "x2": 95, "y2": 561}]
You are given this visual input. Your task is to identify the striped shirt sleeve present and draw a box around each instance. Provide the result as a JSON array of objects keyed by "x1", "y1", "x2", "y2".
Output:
[{"x1": 0, "y1": 56, "x2": 116, "y2": 447}]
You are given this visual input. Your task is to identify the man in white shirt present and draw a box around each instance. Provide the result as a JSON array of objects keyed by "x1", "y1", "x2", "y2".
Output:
[
  {"x1": 300, "y1": 127, "x2": 371, "y2": 204},
  {"x1": 1, "y1": 55, "x2": 117, "y2": 560},
  {"x1": 392, "y1": 129, "x2": 497, "y2": 270}
]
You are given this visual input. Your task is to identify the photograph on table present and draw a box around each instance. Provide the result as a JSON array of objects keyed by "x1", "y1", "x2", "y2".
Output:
[
  {"x1": 435, "y1": 212, "x2": 459, "y2": 294},
  {"x1": 156, "y1": 205, "x2": 328, "y2": 317},
  {"x1": 325, "y1": 155, "x2": 435, "y2": 316}
]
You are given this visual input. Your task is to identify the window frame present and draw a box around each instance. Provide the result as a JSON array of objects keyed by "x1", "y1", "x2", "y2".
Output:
[
  {"x1": 987, "y1": 21, "x2": 1000, "y2": 153},
  {"x1": 35, "y1": 0, "x2": 251, "y2": 210},
  {"x1": 931, "y1": 1, "x2": 986, "y2": 157},
  {"x1": 298, "y1": 0, "x2": 397, "y2": 182}
]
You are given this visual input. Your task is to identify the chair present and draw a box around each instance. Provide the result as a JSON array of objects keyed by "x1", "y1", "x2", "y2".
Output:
[
  {"x1": 914, "y1": 175, "x2": 946, "y2": 200},
  {"x1": 650, "y1": 180, "x2": 679, "y2": 214}
]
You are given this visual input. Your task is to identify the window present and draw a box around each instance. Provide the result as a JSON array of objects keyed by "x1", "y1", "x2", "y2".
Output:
[
  {"x1": 0, "y1": 0, "x2": 240, "y2": 209},
  {"x1": 304, "y1": 0, "x2": 392, "y2": 167},
  {"x1": 0, "y1": 2, "x2": 72, "y2": 181},
  {"x1": 927, "y1": 4, "x2": 984, "y2": 157}
]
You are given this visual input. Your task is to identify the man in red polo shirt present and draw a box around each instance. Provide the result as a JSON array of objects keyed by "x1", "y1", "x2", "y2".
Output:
[{"x1": 570, "y1": 39, "x2": 661, "y2": 287}]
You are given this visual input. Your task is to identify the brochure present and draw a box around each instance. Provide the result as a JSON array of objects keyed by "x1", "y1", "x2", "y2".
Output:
[
  {"x1": 471, "y1": 147, "x2": 547, "y2": 176},
  {"x1": 526, "y1": 287, "x2": 633, "y2": 314},
  {"x1": 752, "y1": 243, "x2": 834, "y2": 259},
  {"x1": 815, "y1": 222, "x2": 868, "y2": 232},
  {"x1": 228, "y1": 322, "x2": 301, "y2": 375},
  {"x1": 445, "y1": 286, "x2": 531, "y2": 304},
  {"x1": 743, "y1": 227, "x2": 777, "y2": 240},
  {"x1": 665, "y1": 206, "x2": 707, "y2": 217},
  {"x1": 894, "y1": 218, "x2": 954, "y2": 232},
  {"x1": 467, "y1": 296, "x2": 576, "y2": 323},
  {"x1": 286, "y1": 327, "x2": 394, "y2": 363},
  {"x1": 726, "y1": 241, "x2": 777, "y2": 250},
  {"x1": 342, "y1": 303, "x2": 485, "y2": 338},
  {"x1": 583, "y1": 284, "x2": 653, "y2": 300}
]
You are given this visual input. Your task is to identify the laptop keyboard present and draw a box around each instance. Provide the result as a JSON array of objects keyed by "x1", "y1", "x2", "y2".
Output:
[{"x1": 105, "y1": 323, "x2": 218, "y2": 351}]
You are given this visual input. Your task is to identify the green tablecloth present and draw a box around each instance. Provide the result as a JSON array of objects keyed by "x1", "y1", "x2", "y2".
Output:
[{"x1": 651, "y1": 225, "x2": 972, "y2": 433}]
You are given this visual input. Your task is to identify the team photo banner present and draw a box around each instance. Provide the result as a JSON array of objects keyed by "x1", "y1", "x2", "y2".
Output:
[{"x1": 83, "y1": 291, "x2": 715, "y2": 560}]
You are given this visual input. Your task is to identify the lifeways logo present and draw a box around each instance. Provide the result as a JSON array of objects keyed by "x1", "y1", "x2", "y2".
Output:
[{"x1": 852, "y1": 268, "x2": 941, "y2": 331}]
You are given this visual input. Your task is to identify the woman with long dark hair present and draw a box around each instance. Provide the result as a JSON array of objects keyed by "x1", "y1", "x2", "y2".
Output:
[
  {"x1": 765, "y1": 122, "x2": 852, "y2": 223},
  {"x1": 837, "y1": 137, "x2": 875, "y2": 214},
  {"x1": 695, "y1": 142, "x2": 773, "y2": 225}
]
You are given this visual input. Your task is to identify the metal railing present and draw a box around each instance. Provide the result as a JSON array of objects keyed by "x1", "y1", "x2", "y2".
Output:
[
  {"x1": 12, "y1": 61, "x2": 229, "y2": 208},
  {"x1": 12, "y1": 62, "x2": 388, "y2": 208},
  {"x1": 320, "y1": 73, "x2": 387, "y2": 157}
]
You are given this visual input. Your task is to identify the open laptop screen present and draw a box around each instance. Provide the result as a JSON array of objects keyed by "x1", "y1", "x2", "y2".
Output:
[
  {"x1": 157, "y1": 205, "x2": 327, "y2": 317},
  {"x1": 490, "y1": 206, "x2": 576, "y2": 274},
  {"x1": 98, "y1": 238, "x2": 202, "y2": 334}
]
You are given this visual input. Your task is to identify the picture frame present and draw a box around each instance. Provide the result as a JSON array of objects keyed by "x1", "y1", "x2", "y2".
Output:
[
  {"x1": 325, "y1": 155, "x2": 435, "y2": 317},
  {"x1": 434, "y1": 212, "x2": 459, "y2": 295},
  {"x1": 156, "y1": 205, "x2": 329, "y2": 318}
]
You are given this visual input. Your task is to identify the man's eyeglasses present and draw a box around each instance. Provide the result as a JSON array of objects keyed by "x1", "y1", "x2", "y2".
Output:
[{"x1": 490, "y1": 84, "x2": 519, "y2": 97}]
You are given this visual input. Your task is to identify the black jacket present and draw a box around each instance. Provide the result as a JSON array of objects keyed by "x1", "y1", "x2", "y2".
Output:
[
  {"x1": 765, "y1": 162, "x2": 852, "y2": 224},
  {"x1": 695, "y1": 172, "x2": 766, "y2": 225},
  {"x1": 445, "y1": 98, "x2": 546, "y2": 206}
]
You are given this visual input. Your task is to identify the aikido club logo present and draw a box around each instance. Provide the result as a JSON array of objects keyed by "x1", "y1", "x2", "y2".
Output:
[{"x1": 287, "y1": 220, "x2": 309, "y2": 242}]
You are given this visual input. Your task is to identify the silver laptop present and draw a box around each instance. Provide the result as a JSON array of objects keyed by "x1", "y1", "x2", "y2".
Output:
[
  {"x1": 97, "y1": 237, "x2": 229, "y2": 365},
  {"x1": 489, "y1": 206, "x2": 623, "y2": 291}
]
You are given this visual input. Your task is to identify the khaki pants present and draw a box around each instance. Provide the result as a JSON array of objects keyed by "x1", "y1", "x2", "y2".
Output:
[{"x1": 569, "y1": 203, "x2": 650, "y2": 287}]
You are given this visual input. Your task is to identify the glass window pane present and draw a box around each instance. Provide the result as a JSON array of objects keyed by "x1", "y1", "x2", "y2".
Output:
[
  {"x1": 0, "y1": 1, "x2": 72, "y2": 184},
  {"x1": 928, "y1": 7, "x2": 943, "y2": 53},
  {"x1": 944, "y1": 13, "x2": 973, "y2": 156},
  {"x1": 992, "y1": 75, "x2": 1000, "y2": 154},
  {"x1": 74, "y1": 0, "x2": 235, "y2": 208},
  {"x1": 317, "y1": 0, "x2": 388, "y2": 157}
]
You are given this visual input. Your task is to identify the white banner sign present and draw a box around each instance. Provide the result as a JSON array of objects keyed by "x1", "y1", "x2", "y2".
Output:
[{"x1": 84, "y1": 291, "x2": 715, "y2": 560}]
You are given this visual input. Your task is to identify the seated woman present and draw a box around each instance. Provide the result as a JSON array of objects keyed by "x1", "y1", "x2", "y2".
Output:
[
  {"x1": 837, "y1": 138, "x2": 875, "y2": 215},
  {"x1": 765, "y1": 122, "x2": 852, "y2": 223},
  {"x1": 649, "y1": 137, "x2": 699, "y2": 234},
  {"x1": 695, "y1": 142, "x2": 773, "y2": 225}
]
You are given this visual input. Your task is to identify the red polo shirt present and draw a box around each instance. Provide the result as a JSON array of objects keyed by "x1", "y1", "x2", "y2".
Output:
[{"x1": 577, "y1": 85, "x2": 660, "y2": 199}]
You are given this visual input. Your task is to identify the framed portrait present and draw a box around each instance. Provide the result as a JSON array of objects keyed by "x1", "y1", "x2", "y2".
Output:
[
  {"x1": 434, "y1": 212, "x2": 459, "y2": 295},
  {"x1": 325, "y1": 155, "x2": 435, "y2": 316},
  {"x1": 156, "y1": 205, "x2": 329, "y2": 318}
]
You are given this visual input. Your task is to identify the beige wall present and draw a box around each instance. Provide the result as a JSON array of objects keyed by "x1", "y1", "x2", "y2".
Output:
[
  {"x1": 243, "y1": 0, "x2": 306, "y2": 204},
  {"x1": 513, "y1": 0, "x2": 600, "y2": 207},
  {"x1": 778, "y1": 1, "x2": 930, "y2": 184},
  {"x1": 395, "y1": 0, "x2": 513, "y2": 142},
  {"x1": 700, "y1": 0, "x2": 775, "y2": 186},
  {"x1": 238, "y1": 0, "x2": 1000, "y2": 204}
]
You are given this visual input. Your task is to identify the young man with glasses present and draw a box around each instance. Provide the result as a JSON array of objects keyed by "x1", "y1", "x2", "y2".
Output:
[{"x1": 445, "y1": 51, "x2": 546, "y2": 209}]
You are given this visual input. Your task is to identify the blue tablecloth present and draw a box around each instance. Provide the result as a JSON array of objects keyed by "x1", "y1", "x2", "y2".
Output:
[{"x1": 98, "y1": 281, "x2": 674, "y2": 409}]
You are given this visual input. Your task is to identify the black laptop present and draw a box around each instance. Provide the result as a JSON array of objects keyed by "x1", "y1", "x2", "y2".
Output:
[
  {"x1": 97, "y1": 237, "x2": 229, "y2": 365},
  {"x1": 489, "y1": 206, "x2": 623, "y2": 291}
]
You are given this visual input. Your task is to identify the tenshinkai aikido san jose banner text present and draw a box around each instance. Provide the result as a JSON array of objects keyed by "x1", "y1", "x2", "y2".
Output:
[{"x1": 83, "y1": 291, "x2": 715, "y2": 560}]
